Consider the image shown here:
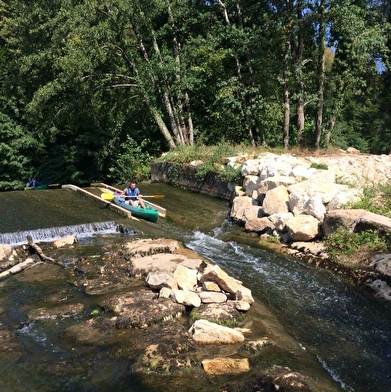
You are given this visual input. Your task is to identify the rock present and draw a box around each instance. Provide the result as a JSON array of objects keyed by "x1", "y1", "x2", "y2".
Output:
[
  {"x1": 290, "y1": 241, "x2": 328, "y2": 257},
  {"x1": 322, "y1": 209, "x2": 366, "y2": 236},
  {"x1": 173, "y1": 264, "x2": 198, "y2": 291},
  {"x1": 228, "y1": 300, "x2": 251, "y2": 311},
  {"x1": 122, "y1": 238, "x2": 181, "y2": 258},
  {"x1": 199, "y1": 291, "x2": 227, "y2": 303},
  {"x1": 169, "y1": 289, "x2": 201, "y2": 307},
  {"x1": 200, "y1": 265, "x2": 254, "y2": 303},
  {"x1": 202, "y1": 357, "x2": 250, "y2": 375},
  {"x1": 188, "y1": 319, "x2": 245, "y2": 344},
  {"x1": 0, "y1": 244, "x2": 14, "y2": 262},
  {"x1": 328, "y1": 188, "x2": 362, "y2": 210},
  {"x1": 366, "y1": 279, "x2": 391, "y2": 300},
  {"x1": 285, "y1": 215, "x2": 320, "y2": 241},
  {"x1": 303, "y1": 194, "x2": 326, "y2": 221},
  {"x1": 288, "y1": 178, "x2": 345, "y2": 204},
  {"x1": 131, "y1": 319, "x2": 197, "y2": 374},
  {"x1": 245, "y1": 217, "x2": 273, "y2": 233},
  {"x1": 288, "y1": 193, "x2": 310, "y2": 216},
  {"x1": 146, "y1": 272, "x2": 178, "y2": 290},
  {"x1": 129, "y1": 253, "x2": 193, "y2": 278},
  {"x1": 322, "y1": 209, "x2": 391, "y2": 237},
  {"x1": 28, "y1": 303, "x2": 84, "y2": 321},
  {"x1": 53, "y1": 235, "x2": 78, "y2": 248},
  {"x1": 100, "y1": 290, "x2": 186, "y2": 328},
  {"x1": 230, "y1": 196, "x2": 257, "y2": 221},
  {"x1": 352, "y1": 211, "x2": 391, "y2": 234},
  {"x1": 370, "y1": 254, "x2": 391, "y2": 276},
  {"x1": 268, "y1": 213, "x2": 294, "y2": 232},
  {"x1": 262, "y1": 185, "x2": 290, "y2": 215},
  {"x1": 202, "y1": 281, "x2": 221, "y2": 292},
  {"x1": 238, "y1": 338, "x2": 273, "y2": 356},
  {"x1": 190, "y1": 303, "x2": 243, "y2": 324},
  {"x1": 273, "y1": 371, "x2": 312, "y2": 391}
]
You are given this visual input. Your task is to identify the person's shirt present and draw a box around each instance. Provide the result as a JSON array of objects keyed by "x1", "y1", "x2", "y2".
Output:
[{"x1": 124, "y1": 186, "x2": 140, "y2": 200}]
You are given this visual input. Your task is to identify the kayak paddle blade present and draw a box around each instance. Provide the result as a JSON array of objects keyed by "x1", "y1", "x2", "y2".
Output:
[{"x1": 101, "y1": 192, "x2": 115, "y2": 200}]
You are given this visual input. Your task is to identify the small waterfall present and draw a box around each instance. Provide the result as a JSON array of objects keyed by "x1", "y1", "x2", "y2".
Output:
[{"x1": 0, "y1": 221, "x2": 130, "y2": 246}]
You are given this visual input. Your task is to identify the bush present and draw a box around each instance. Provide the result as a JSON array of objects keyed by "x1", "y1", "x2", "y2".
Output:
[{"x1": 108, "y1": 136, "x2": 152, "y2": 183}]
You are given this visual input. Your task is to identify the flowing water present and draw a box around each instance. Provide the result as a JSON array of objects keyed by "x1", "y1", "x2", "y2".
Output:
[{"x1": 0, "y1": 184, "x2": 390, "y2": 392}]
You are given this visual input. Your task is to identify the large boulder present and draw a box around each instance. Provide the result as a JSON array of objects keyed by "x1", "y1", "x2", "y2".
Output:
[
  {"x1": 285, "y1": 215, "x2": 321, "y2": 242},
  {"x1": 262, "y1": 185, "x2": 290, "y2": 215}
]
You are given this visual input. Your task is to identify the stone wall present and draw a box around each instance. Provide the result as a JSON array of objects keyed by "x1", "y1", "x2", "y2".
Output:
[{"x1": 150, "y1": 162, "x2": 236, "y2": 200}]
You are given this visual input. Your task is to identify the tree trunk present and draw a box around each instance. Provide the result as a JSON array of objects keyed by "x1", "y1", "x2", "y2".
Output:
[
  {"x1": 166, "y1": 1, "x2": 193, "y2": 145},
  {"x1": 295, "y1": 2, "x2": 305, "y2": 144},
  {"x1": 219, "y1": 0, "x2": 256, "y2": 146},
  {"x1": 283, "y1": 29, "x2": 292, "y2": 149},
  {"x1": 325, "y1": 115, "x2": 336, "y2": 147},
  {"x1": 315, "y1": 0, "x2": 326, "y2": 149}
]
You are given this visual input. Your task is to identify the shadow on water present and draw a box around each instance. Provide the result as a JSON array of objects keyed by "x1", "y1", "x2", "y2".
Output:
[{"x1": 0, "y1": 184, "x2": 391, "y2": 391}]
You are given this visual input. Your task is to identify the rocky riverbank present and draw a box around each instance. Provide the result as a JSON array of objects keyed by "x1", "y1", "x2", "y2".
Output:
[
  {"x1": 151, "y1": 149, "x2": 391, "y2": 302},
  {"x1": 0, "y1": 237, "x2": 339, "y2": 392}
]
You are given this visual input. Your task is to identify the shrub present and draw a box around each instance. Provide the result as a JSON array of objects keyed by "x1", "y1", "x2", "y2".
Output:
[{"x1": 108, "y1": 136, "x2": 151, "y2": 183}]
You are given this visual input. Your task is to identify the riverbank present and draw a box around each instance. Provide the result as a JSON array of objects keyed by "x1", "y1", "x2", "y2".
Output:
[{"x1": 151, "y1": 148, "x2": 391, "y2": 302}]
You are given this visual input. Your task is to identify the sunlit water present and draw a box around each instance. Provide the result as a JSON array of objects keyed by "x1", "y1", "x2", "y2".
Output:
[
  {"x1": 183, "y1": 226, "x2": 391, "y2": 392},
  {"x1": 1, "y1": 184, "x2": 391, "y2": 391}
]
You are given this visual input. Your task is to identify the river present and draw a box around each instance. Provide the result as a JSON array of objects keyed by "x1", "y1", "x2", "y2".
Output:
[{"x1": 0, "y1": 183, "x2": 390, "y2": 392}]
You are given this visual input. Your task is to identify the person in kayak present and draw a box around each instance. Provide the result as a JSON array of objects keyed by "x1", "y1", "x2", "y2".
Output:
[{"x1": 121, "y1": 181, "x2": 146, "y2": 208}]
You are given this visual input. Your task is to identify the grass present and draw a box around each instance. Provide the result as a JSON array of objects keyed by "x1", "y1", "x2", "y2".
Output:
[
  {"x1": 324, "y1": 227, "x2": 390, "y2": 265},
  {"x1": 347, "y1": 183, "x2": 391, "y2": 218},
  {"x1": 157, "y1": 142, "x2": 253, "y2": 183},
  {"x1": 310, "y1": 162, "x2": 328, "y2": 170}
]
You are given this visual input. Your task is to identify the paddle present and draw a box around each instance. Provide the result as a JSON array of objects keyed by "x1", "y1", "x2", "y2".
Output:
[{"x1": 101, "y1": 192, "x2": 164, "y2": 201}]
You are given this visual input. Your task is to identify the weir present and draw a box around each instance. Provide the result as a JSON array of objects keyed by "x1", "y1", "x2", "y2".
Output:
[{"x1": 0, "y1": 221, "x2": 129, "y2": 246}]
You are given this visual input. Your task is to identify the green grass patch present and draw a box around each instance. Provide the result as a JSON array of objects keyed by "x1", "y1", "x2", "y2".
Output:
[
  {"x1": 347, "y1": 184, "x2": 391, "y2": 218},
  {"x1": 310, "y1": 162, "x2": 328, "y2": 170},
  {"x1": 324, "y1": 226, "x2": 390, "y2": 262}
]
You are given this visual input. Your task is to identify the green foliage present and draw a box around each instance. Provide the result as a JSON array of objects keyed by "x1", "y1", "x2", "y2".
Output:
[
  {"x1": 108, "y1": 136, "x2": 151, "y2": 183},
  {"x1": 348, "y1": 184, "x2": 391, "y2": 218},
  {"x1": 310, "y1": 162, "x2": 328, "y2": 170},
  {"x1": 0, "y1": 0, "x2": 390, "y2": 186},
  {"x1": 324, "y1": 226, "x2": 389, "y2": 260},
  {"x1": 0, "y1": 113, "x2": 42, "y2": 190},
  {"x1": 267, "y1": 236, "x2": 280, "y2": 244}
]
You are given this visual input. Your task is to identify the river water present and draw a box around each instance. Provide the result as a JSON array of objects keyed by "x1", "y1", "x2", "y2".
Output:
[{"x1": 0, "y1": 184, "x2": 390, "y2": 392}]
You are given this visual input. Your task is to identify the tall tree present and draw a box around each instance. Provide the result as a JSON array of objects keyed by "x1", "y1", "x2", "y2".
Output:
[{"x1": 324, "y1": 0, "x2": 390, "y2": 147}]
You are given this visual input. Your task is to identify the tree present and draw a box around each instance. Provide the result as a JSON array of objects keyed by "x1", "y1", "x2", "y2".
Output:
[
  {"x1": 324, "y1": 0, "x2": 390, "y2": 147},
  {"x1": 0, "y1": 113, "x2": 42, "y2": 190}
]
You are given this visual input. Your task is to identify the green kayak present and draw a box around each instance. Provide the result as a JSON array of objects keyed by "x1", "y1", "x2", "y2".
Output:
[{"x1": 113, "y1": 197, "x2": 159, "y2": 223}]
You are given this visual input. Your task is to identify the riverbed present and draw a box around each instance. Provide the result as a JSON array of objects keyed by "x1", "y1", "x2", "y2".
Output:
[{"x1": 1, "y1": 183, "x2": 390, "y2": 391}]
